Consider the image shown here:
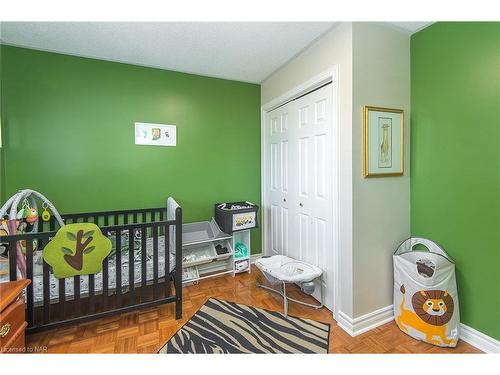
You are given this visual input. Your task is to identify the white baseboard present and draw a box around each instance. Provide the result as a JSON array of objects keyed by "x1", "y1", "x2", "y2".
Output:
[
  {"x1": 459, "y1": 323, "x2": 500, "y2": 354},
  {"x1": 337, "y1": 305, "x2": 394, "y2": 337},
  {"x1": 250, "y1": 253, "x2": 262, "y2": 264},
  {"x1": 337, "y1": 304, "x2": 500, "y2": 353},
  {"x1": 336, "y1": 311, "x2": 356, "y2": 336}
]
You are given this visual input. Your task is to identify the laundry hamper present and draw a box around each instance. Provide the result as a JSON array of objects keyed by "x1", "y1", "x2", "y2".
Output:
[{"x1": 393, "y1": 237, "x2": 460, "y2": 347}]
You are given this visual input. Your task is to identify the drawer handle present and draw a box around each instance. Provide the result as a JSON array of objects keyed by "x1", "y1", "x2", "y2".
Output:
[{"x1": 0, "y1": 323, "x2": 10, "y2": 338}]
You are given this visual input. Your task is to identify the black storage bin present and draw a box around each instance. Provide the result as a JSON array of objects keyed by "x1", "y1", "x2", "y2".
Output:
[{"x1": 214, "y1": 201, "x2": 259, "y2": 233}]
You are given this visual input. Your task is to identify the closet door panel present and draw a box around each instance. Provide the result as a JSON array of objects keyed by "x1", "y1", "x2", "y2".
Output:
[
  {"x1": 314, "y1": 217, "x2": 327, "y2": 282},
  {"x1": 267, "y1": 106, "x2": 294, "y2": 256},
  {"x1": 270, "y1": 142, "x2": 278, "y2": 191},
  {"x1": 292, "y1": 84, "x2": 334, "y2": 309},
  {"x1": 271, "y1": 204, "x2": 279, "y2": 254},
  {"x1": 281, "y1": 207, "x2": 289, "y2": 256},
  {"x1": 298, "y1": 213, "x2": 309, "y2": 260},
  {"x1": 298, "y1": 137, "x2": 310, "y2": 197},
  {"x1": 281, "y1": 140, "x2": 289, "y2": 194},
  {"x1": 314, "y1": 134, "x2": 327, "y2": 200}
]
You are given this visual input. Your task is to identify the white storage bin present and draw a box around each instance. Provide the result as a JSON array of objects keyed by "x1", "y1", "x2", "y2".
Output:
[
  {"x1": 183, "y1": 266, "x2": 199, "y2": 282},
  {"x1": 235, "y1": 259, "x2": 249, "y2": 273},
  {"x1": 182, "y1": 243, "x2": 217, "y2": 267},
  {"x1": 214, "y1": 240, "x2": 233, "y2": 261},
  {"x1": 393, "y1": 238, "x2": 460, "y2": 347}
]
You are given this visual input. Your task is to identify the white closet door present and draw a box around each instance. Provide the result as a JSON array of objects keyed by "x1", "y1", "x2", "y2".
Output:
[
  {"x1": 293, "y1": 85, "x2": 333, "y2": 309},
  {"x1": 266, "y1": 105, "x2": 293, "y2": 257},
  {"x1": 265, "y1": 83, "x2": 334, "y2": 310}
]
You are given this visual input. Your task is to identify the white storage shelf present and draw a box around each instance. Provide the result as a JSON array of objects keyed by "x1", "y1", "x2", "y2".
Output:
[
  {"x1": 181, "y1": 241, "x2": 234, "y2": 284},
  {"x1": 181, "y1": 219, "x2": 251, "y2": 284},
  {"x1": 232, "y1": 229, "x2": 251, "y2": 274}
]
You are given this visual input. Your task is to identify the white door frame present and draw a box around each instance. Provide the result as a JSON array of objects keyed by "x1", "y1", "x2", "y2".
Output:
[{"x1": 261, "y1": 66, "x2": 341, "y2": 320}]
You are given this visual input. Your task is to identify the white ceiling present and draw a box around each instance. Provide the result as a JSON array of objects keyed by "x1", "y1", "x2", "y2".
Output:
[
  {"x1": 390, "y1": 22, "x2": 433, "y2": 33},
  {"x1": 0, "y1": 22, "x2": 432, "y2": 83},
  {"x1": 0, "y1": 22, "x2": 335, "y2": 83}
]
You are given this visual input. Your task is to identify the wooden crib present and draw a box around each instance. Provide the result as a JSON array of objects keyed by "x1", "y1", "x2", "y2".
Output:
[{"x1": 0, "y1": 198, "x2": 183, "y2": 334}]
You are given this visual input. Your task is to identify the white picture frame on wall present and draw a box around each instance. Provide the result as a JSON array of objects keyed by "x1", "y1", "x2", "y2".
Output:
[{"x1": 134, "y1": 122, "x2": 177, "y2": 147}]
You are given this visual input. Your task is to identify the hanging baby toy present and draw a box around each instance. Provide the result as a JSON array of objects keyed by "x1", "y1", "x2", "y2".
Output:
[
  {"x1": 13, "y1": 198, "x2": 40, "y2": 253},
  {"x1": 41, "y1": 202, "x2": 51, "y2": 222},
  {"x1": 0, "y1": 189, "x2": 111, "y2": 279},
  {"x1": 0, "y1": 189, "x2": 60, "y2": 278}
]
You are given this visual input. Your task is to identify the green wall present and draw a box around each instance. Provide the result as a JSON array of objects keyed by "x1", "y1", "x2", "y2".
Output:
[
  {"x1": 411, "y1": 22, "x2": 500, "y2": 339},
  {"x1": 0, "y1": 45, "x2": 262, "y2": 253}
]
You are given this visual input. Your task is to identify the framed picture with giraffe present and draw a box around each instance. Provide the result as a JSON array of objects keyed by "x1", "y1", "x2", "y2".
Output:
[{"x1": 363, "y1": 106, "x2": 404, "y2": 177}]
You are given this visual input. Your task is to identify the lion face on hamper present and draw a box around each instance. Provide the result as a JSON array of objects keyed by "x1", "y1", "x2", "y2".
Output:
[
  {"x1": 396, "y1": 285, "x2": 457, "y2": 347},
  {"x1": 414, "y1": 290, "x2": 454, "y2": 324}
]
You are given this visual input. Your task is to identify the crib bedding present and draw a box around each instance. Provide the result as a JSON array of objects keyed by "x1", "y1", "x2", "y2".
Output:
[{"x1": 0, "y1": 236, "x2": 175, "y2": 303}]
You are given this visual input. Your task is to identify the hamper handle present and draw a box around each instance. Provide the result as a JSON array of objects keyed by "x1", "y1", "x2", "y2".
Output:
[{"x1": 394, "y1": 237, "x2": 453, "y2": 262}]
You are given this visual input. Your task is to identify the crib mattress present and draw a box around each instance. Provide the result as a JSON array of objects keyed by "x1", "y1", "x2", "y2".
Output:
[{"x1": 0, "y1": 236, "x2": 175, "y2": 303}]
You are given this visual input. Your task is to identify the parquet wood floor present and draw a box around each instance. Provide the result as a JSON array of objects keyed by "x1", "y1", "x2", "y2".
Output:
[{"x1": 26, "y1": 266, "x2": 481, "y2": 353}]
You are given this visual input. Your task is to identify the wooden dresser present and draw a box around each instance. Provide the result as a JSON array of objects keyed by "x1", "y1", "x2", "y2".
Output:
[{"x1": 0, "y1": 279, "x2": 30, "y2": 354}]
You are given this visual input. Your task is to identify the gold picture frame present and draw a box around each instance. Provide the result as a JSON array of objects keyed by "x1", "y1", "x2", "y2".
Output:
[{"x1": 363, "y1": 106, "x2": 404, "y2": 177}]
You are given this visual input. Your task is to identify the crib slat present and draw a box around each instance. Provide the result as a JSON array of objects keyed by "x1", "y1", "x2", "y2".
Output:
[
  {"x1": 124, "y1": 214, "x2": 128, "y2": 225},
  {"x1": 159, "y1": 211, "x2": 164, "y2": 235},
  {"x1": 74, "y1": 275, "x2": 81, "y2": 316},
  {"x1": 102, "y1": 256, "x2": 109, "y2": 310},
  {"x1": 94, "y1": 215, "x2": 99, "y2": 226},
  {"x1": 174, "y1": 208, "x2": 182, "y2": 320},
  {"x1": 142, "y1": 211, "x2": 146, "y2": 223},
  {"x1": 165, "y1": 223, "x2": 171, "y2": 296},
  {"x1": 104, "y1": 215, "x2": 109, "y2": 227},
  {"x1": 140, "y1": 227, "x2": 147, "y2": 302},
  {"x1": 25, "y1": 239, "x2": 34, "y2": 327},
  {"x1": 115, "y1": 229, "x2": 122, "y2": 307},
  {"x1": 59, "y1": 278, "x2": 66, "y2": 320},
  {"x1": 129, "y1": 228, "x2": 135, "y2": 305},
  {"x1": 8, "y1": 240, "x2": 17, "y2": 281},
  {"x1": 42, "y1": 258, "x2": 51, "y2": 324},
  {"x1": 133, "y1": 212, "x2": 138, "y2": 224},
  {"x1": 152, "y1": 225, "x2": 159, "y2": 300},
  {"x1": 114, "y1": 214, "x2": 119, "y2": 225},
  {"x1": 88, "y1": 273, "x2": 95, "y2": 314}
]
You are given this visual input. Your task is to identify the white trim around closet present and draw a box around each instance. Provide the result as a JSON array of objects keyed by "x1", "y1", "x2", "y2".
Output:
[
  {"x1": 336, "y1": 306, "x2": 394, "y2": 337},
  {"x1": 260, "y1": 66, "x2": 341, "y2": 321}
]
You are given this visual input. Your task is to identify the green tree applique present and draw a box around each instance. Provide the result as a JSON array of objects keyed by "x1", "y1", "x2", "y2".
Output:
[{"x1": 44, "y1": 223, "x2": 112, "y2": 279}]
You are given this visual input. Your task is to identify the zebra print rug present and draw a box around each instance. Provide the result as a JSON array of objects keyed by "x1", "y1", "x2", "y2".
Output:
[{"x1": 159, "y1": 298, "x2": 330, "y2": 353}]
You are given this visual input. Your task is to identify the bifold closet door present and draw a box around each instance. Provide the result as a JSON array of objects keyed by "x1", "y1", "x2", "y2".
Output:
[
  {"x1": 267, "y1": 102, "x2": 293, "y2": 257},
  {"x1": 265, "y1": 83, "x2": 334, "y2": 310},
  {"x1": 292, "y1": 84, "x2": 333, "y2": 310}
]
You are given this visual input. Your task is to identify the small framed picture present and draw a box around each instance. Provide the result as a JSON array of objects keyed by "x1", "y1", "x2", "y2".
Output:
[
  {"x1": 363, "y1": 106, "x2": 404, "y2": 177},
  {"x1": 135, "y1": 122, "x2": 176, "y2": 147}
]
